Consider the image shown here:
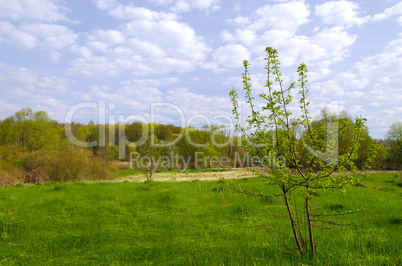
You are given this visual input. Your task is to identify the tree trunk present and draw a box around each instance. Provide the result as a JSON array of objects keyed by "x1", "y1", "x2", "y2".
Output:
[
  {"x1": 282, "y1": 186, "x2": 304, "y2": 254},
  {"x1": 305, "y1": 189, "x2": 315, "y2": 256}
]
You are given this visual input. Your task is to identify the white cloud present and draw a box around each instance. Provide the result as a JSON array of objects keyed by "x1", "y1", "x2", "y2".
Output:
[
  {"x1": 77, "y1": 80, "x2": 172, "y2": 119},
  {"x1": 81, "y1": 83, "x2": 164, "y2": 109},
  {"x1": 19, "y1": 23, "x2": 77, "y2": 50},
  {"x1": 315, "y1": 1, "x2": 370, "y2": 28},
  {"x1": 212, "y1": 44, "x2": 251, "y2": 69},
  {"x1": 92, "y1": 0, "x2": 117, "y2": 10},
  {"x1": 90, "y1": 29, "x2": 125, "y2": 45},
  {"x1": 86, "y1": 29, "x2": 125, "y2": 53},
  {"x1": 222, "y1": 76, "x2": 242, "y2": 87},
  {"x1": 217, "y1": 1, "x2": 315, "y2": 69},
  {"x1": 109, "y1": 5, "x2": 178, "y2": 20},
  {"x1": 0, "y1": 0, "x2": 68, "y2": 22},
  {"x1": 0, "y1": 22, "x2": 37, "y2": 49},
  {"x1": 191, "y1": 0, "x2": 221, "y2": 11},
  {"x1": 147, "y1": 0, "x2": 221, "y2": 14},
  {"x1": 5, "y1": 88, "x2": 71, "y2": 121},
  {"x1": 255, "y1": 34, "x2": 328, "y2": 67},
  {"x1": 172, "y1": 1, "x2": 192, "y2": 13},
  {"x1": 69, "y1": 5, "x2": 210, "y2": 77},
  {"x1": 165, "y1": 88, "x2": 232, "y2": 117},
  {"x1": 122, "y1": 19, "x2": 208, "y2": 62},
  {"x1": 373, "y1": 2, "x2": 402, "y2": 25},
  {"x1": 0, "y1": 1, "x2": 76, "y2": 62},
  {"x1": 232, "y1": 29, "x2": 257, "y2": 46},
  {"x1": 0, "y1": 22, "x2": 77, "y2": 51},
  {"x1": 74, "y1": 79, "x2": 233, "y2": 127},
  {"x1": 70, "y1": 45, "x2": 93, "y2": 59},
  {"x1": 312, "y1": 27, "x2": 356, "y2": 61},
  {"x1": 49, "y1": 52, "x2": 63, "y2": 62},
  {"x1": 228, "y1": 16, "x2": 251, "y2": 27},
  {"x1": 218, "y1": 2, "x2": 356, "y2": 69},
  {"x1": 309, "y1": 35, "x2": 402, "y2": 138},
  {"x1": 250, "y1": 1, "x2": 310, "y2": 32},
  {"x1": 68, "y1": 54, "x2": 140, "y2": 77},
  {"x1": 0, "y1": 62, "x2": 72, "y2": 121},
  {"x1": 129, "y1": 78, "x2": 180, "y2": 87},
  {"x1": 0, "y1": 62, "x2": 70, "y2": 95},
  {"x1": 220, "y1": 30, "x2": 235, "y2": 42},
  {"x1": 0, "y1": 99, "x2": 21, "y2": 120}
]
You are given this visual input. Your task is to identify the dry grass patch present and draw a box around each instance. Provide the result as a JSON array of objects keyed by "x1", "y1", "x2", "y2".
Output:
[{"x1": 120, "y1": 168, "x2": 254, "y2": 182}]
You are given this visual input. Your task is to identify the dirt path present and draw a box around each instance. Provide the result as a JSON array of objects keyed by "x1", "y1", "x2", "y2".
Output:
[
  {"x1": 118, "y1": 168, "x2": 256, "y2": 183},
  {"x1": 110, "y1": 168, "x2": 392, "y2": 183}
]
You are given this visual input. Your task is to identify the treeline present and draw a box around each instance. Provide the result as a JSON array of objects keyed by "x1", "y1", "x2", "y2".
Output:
[
  {"x1": 66, "y1": 118, "x2": 244, "y2": 170},
  {"x1": 0, "y1": 108, "x2": 116, "y2": 185},
  {"x1": 0, "y1": 107, "x2": 245, "y2": 184},
  {"x1": 380, "y1": 120, "x2": 402, "y2": 170},
  {"x1": 0, "y1": 107, "x2": 400, "y2": 185},
  {"x1": 62, "y1": 109, "x2": 401, "y2": 171},
  {"x1": 62, "y1": 109, "x2": 401, "y2": 172}
]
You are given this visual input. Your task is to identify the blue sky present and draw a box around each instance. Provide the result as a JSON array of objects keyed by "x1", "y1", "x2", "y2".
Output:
[{"x1": 0, "y1": 0, "x2": 401, "y2": 139}]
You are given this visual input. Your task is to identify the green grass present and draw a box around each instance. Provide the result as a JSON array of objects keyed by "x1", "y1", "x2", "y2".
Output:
[{"x1": 0, "y1": 172, "x2": 401, "y2": 265}]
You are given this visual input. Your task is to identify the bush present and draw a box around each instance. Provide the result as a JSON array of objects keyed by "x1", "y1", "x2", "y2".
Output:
[
  {"x1": 22, "y1": 142, "x2": 117, "y2": 183},
  {"x1": 0, "y1": 168, "x2": 24, "y2": 186},
  {"x1": 0, "y1": 108, "x2": 118, "y2": 185},
  {"x1": 0, "y1": 142, "x2": 117, "y2": 185},
  {"x1": 0, "y1": 144, "x2": 25, "y2": 185}
]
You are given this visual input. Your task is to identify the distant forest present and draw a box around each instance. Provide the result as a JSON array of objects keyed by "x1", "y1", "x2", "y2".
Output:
[{"x1": 0, "y1": 107, "x2": 400, "y2": 185}]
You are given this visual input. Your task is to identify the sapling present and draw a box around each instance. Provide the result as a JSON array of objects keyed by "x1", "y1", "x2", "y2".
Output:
[{"x1": 225, "y1": 47, "x2": 377, "y2": 255}]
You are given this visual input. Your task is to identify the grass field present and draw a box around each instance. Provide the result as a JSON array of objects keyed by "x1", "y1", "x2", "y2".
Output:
[{"x1": 0, "y1": 171, "x2": 401, "y2": 265}]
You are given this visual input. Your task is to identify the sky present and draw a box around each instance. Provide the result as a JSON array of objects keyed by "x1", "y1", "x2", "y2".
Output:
[{"x1": 0, "y1": 0, "x2": 401, "y2": 139}]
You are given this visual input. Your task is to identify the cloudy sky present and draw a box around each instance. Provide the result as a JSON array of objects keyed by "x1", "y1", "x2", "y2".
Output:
[{"x1": 0, "y1": 0, "x2": 401, "y2": 139}]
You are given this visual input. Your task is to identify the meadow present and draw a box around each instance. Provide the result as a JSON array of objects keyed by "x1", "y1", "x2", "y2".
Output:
[{"x1": 0, "y1": 171, "x2": 401, "y2": 265}]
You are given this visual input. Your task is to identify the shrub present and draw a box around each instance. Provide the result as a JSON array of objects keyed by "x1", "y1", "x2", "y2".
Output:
[
  {"x1": 0, "y1": 144, "x2": 25, "y2": 185},
  {"x1": 0, "y1": 168, "x2": 24, "y2": 186},
  {"x1": 22, "y1": 142, "x2": 117, "y2": 183}
]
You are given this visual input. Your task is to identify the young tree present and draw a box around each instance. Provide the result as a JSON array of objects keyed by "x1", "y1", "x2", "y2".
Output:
[
  {"x1": 135, "y1": 132, "x2": 162, "y2": 180},
  {"x1": 226, "y1": 47, "x2": 376, "y2": 255}
]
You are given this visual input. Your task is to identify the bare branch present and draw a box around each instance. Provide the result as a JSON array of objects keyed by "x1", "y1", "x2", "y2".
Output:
[
  {"x1": 310, "y1": 219, "x2": 346, "y2": 226},
  {"x1": 223, "y1": 182, "x2": 287, "y2": 199},
  {"x1": 310, "y1": 210, "x2": 365, "y2": 217}
]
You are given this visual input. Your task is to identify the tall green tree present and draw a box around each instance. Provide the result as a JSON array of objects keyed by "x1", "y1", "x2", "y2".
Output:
[
  {"x1": 0, "y1": 107, "x2": 60, "y2": 152},
  {"x1": 386, "y1": 121, "x2": 402, "y2": 169},
  {"x1": 300, "y1": 108, "x2": 379, "y2": 170}
]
